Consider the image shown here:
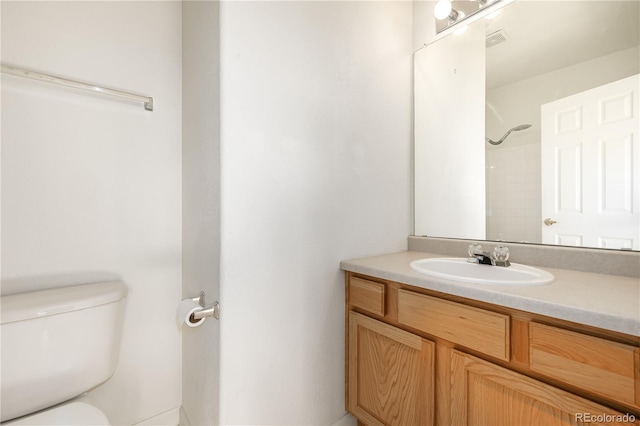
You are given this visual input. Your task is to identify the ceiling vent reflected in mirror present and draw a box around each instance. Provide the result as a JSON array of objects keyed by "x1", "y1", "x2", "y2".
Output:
[{"x1": 486, "y1": 29, "x2": 509, "y2": 48}]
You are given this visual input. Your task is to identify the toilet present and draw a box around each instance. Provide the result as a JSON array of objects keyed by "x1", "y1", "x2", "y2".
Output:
[{"x1": 0, "y1": 281, "x2": 127, "y2": 425}]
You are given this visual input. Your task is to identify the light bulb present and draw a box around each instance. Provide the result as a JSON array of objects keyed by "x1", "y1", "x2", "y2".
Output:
[{"x1": 434, "y1": 0, "x2": 453, "y2": 20}]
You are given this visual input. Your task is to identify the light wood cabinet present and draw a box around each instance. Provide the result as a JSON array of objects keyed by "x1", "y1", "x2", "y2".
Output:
[
  {"x1": 350, "y1": 276, "x2": 386, "y2": 317},
  {"x1": 348, "y1": 311, "x2": 435, "y2": 426},
  {"x1": 451, "y1": 350, "x2": 634, "y2": 426},
  {"x1": 529, "y1": 322, "x2": 639, "y2": 407},
  {"x1": 345, "y1": 272, "x2": 640, "y2": 426},
  {"x1": 397, "y1": 289, "x2": 510, "y2": 361}
]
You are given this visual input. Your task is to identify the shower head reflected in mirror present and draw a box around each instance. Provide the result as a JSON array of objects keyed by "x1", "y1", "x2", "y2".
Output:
[{"x1": 486, "y1": 124, "x2": 532, "y2": 145}]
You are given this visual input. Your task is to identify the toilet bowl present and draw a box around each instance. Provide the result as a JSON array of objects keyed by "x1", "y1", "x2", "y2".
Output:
[{"x1": 0, "y1": 281, "x2": 127, "y2": 424}]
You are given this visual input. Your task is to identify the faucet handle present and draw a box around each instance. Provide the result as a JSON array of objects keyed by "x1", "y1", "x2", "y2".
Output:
[
  {"x1": 493, "y1": 245, "x2": 510, "y2": 266},
  {"x1": 467, "y1": 243, "x2": 484, "y2": 264},
  {"x1": 467, "y1": 243, "x2": 483, "y2": 257}
]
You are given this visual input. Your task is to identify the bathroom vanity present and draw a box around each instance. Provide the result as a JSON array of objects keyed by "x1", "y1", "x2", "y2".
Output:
[{"x1": 341, "y1": 251, "x2": 640, "y2": 426}]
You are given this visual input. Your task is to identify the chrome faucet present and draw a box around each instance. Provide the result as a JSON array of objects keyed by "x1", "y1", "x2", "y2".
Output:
[{"x1": 467, "y1": 244, "x2": 511, "y2": 267}]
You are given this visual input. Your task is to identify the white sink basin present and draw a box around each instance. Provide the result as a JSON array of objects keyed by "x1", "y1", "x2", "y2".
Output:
[{"x1": 410, "y1": 258, "x2": 554, "y2": 286}]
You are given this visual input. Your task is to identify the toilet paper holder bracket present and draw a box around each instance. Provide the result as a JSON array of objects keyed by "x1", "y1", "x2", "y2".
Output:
[{"x1": 190, "y1": 291, "x2": 220, "y2": 321}]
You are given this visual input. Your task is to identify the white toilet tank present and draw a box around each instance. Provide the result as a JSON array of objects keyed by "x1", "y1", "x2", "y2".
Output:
[{"x1": 0, "y1": 281, "x2": 127, "y2": 423}]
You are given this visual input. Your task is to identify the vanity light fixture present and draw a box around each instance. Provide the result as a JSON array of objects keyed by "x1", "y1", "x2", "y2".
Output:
[{"x1": 434, "y1": 0, "x2": 502, "y2": 34}]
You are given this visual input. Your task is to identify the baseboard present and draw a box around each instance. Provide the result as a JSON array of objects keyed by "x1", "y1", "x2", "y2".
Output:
[
  {"x1": 330, "y1": 413, "x2": 357, "y2": 426},
  {"x1": 133, "y1": 406, "x2": 181, "y2": 426}
]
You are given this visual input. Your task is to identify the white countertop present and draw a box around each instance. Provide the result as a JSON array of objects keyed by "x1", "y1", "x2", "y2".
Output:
[{"x1": 341, "y1": 251, "x2": 640, "y2": 337}]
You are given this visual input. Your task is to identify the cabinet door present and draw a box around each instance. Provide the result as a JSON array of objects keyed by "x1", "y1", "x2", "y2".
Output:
[
  {"x1": 348, "y1": 311, "x2": 435, "y2": 426},
  {"x1": 451, "y1": 350, "x2": 638, "y2": 426}
]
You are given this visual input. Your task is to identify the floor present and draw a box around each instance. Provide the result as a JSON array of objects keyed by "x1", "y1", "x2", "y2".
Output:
[{"x1": 331, "y1": 413, "x2": 357, "y2": 426}]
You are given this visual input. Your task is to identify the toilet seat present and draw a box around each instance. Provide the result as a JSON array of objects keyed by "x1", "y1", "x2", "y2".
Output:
[{"x1": 3, "y1": 402, "x2": 110, "y2": 425}]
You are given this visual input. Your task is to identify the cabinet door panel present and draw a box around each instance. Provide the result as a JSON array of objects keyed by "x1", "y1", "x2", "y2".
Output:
[
  {"x1": 451, "y1": 350, "x2": 638, "y2": 426},
  {"x1": 349, "y1": 312, "x2": 435, "y2": 426}
]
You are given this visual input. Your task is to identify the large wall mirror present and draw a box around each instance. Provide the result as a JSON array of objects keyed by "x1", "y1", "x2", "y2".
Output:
[{"x1": 415, "y1": 0, "x2": 640, "y2": 251}]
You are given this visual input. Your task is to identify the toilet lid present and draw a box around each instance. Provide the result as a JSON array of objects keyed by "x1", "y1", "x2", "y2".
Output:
[{"x1": 3, "y1": 402, "x2": 110, "y2": 425}]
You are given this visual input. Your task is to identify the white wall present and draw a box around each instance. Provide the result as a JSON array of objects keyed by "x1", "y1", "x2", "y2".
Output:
[
  {"x1": 412, "y1": 0, "x2": 436, "y2": 51},
  {"x1": 218, "y1": 1, "x2": 412, "y2": 424},
  {"x1": 182, "y1": 1, "x2": 221, "y2": 425},
  {"x1": 1, "y1": 2, "x2": 183, "y2": 425}
]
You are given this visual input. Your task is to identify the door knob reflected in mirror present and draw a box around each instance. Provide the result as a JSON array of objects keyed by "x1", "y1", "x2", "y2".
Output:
[{"x1": 544, "y1": 218, "x2": 557, "y2": 226}]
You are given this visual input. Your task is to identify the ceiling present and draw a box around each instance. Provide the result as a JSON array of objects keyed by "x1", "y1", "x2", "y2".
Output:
[{"x1": 485, "y1": 1, "x2": 640, "y2": 89}]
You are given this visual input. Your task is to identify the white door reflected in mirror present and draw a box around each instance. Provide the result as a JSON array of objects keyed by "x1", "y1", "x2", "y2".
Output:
[{"x1": 541, "y1": 75, "x2": 639, "y2": 250}]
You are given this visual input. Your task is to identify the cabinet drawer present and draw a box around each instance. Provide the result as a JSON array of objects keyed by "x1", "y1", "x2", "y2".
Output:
[
  {"x1": 397, "y1": 289, "x2": 510, "y2": 361},
  {"x1": 349, "y1": 276, "x2": 385, "y2": 316},
  {"x1": 529, "y1": 322, "x2": 639, "y2": 407}
]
